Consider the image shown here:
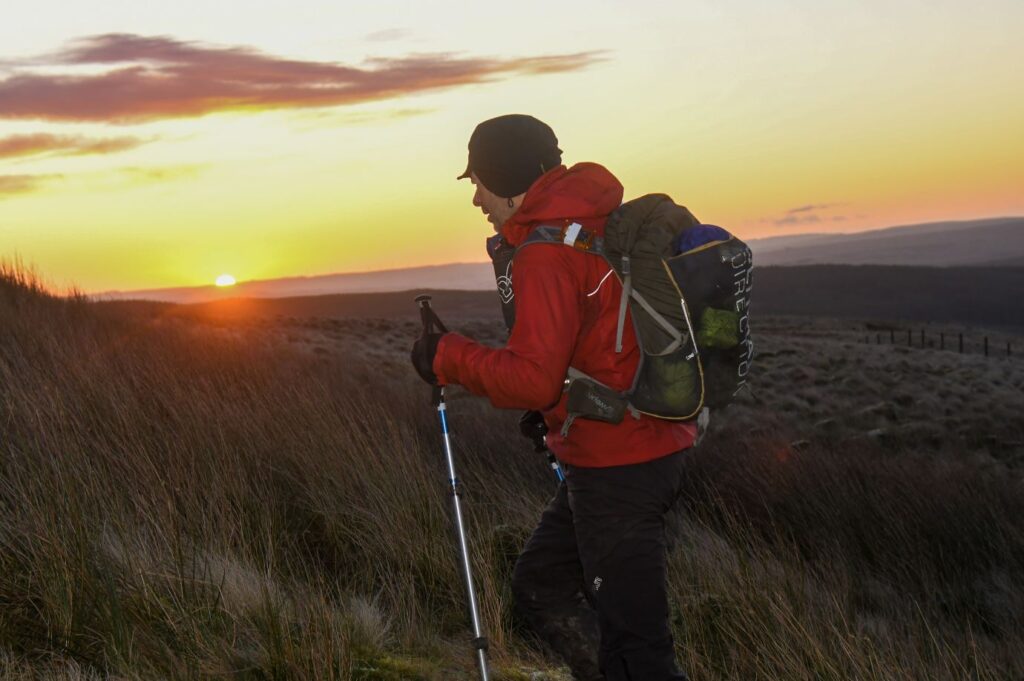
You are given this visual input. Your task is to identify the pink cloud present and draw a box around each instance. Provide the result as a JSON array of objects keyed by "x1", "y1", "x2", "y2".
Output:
[
  {"x1": 0, "y1": 34, "x2": 605, "y2": 123},
  {"x1": 0, "y1": 133, "x2": 145, "y2": 159}
]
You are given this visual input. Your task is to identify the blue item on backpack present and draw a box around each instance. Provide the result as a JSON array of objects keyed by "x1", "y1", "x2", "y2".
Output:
[{"x1": 673, "y1": 224, "x2": 731, "y2": 255}]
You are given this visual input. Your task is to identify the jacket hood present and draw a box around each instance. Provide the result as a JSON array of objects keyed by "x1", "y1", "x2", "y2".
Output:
[{"x1": 501, "y1": 162, "x2": 624, "y2": 246}]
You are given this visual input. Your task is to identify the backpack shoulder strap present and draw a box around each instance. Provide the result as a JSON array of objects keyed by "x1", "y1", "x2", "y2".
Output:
[
  {"x1": 520, "y1": 221, "x2": 637, "y2": 348},
  {"x1": 490, "y1": 222, "x2": 606, "y2": 332}
]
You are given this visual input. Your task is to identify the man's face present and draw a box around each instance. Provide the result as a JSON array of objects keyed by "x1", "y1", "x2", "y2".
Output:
[{"x1": 470, "y1": 172, "x2": 516, "y2": 232}]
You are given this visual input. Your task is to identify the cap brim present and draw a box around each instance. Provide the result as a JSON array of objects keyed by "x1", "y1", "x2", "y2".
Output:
[{"x1": 456, "y1": 162, "x2": 471, "y2": 180}]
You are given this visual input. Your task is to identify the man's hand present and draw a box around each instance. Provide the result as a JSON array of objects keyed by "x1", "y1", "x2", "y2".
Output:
[
  {"x1": 519, "y1": 410, "x2": 548, "y2": 451},
  {"x1": 411, "y1": 333, "x2": 444, "y2": 385}
]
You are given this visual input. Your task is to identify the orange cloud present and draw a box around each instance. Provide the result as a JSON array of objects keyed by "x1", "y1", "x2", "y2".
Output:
[
  {"x1": 0, "y1": 133, "x2": 145, "y2": 159},
  {"x1": 0, "y1": 173, "x2": 61, "y2": 197},
  {"x1": 0, "y1": 34, "x2": 605, "y2": 124}
]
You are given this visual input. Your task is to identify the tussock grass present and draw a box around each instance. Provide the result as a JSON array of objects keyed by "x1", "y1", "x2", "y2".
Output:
[{"x1": 1, "y1": 265, "x2": 1022, "y2": 679}]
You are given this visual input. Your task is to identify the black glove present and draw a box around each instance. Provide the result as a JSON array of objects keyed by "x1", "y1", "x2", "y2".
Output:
[
  {"x1": 411, "y1": 333, "x2": 444, "y2": 385},
  {"x1": 519, "y1": 410, "x2": 548, "y2": 451}
]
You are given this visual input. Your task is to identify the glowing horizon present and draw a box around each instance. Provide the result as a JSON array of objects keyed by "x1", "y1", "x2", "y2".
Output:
[{"x1": 2, "y1": 1, "x2": 1023, "y2": 293}]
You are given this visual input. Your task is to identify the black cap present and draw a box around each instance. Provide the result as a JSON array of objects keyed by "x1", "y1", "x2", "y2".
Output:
[{"x1": 457, "y1": 114, "x2": 562, "y2": 198}]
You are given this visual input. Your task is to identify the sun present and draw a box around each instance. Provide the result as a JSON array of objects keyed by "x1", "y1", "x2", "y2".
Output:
[{"x1": 215, "y1": 273, "x2": 236, "y2": 287}]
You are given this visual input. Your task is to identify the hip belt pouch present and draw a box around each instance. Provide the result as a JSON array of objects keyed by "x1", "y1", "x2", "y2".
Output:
[{"x1": 566, "y1": 377, "x2": 628, "y2": 425}]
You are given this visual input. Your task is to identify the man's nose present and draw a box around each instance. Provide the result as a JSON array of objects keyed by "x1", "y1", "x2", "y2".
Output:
[{"x1": 472, "y1": 187, "x2": 483, "y2": 207}]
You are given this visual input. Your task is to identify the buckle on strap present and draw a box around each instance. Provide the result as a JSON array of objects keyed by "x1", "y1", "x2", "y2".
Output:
[
  {"x1": 559, "y1": 222, "x2": 603, "y2": 252},
  {"x1": 562, "y1": 222, "x2": 583, "y2": 245}
]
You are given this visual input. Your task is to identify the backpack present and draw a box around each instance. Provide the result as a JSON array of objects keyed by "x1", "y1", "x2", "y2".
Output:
[{"x1": 487, "y1": 193, "x2": 753, "y2": 431}]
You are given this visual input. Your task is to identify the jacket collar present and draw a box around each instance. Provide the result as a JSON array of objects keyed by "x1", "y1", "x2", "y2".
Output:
[{"x1": 500, "y1": 162, "x2": 624, "y2": 247}]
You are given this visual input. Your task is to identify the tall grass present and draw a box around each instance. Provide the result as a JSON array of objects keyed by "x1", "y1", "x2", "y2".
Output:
[{"x1": 1, "y1": 265, "x2": 1021, "y2": 679}]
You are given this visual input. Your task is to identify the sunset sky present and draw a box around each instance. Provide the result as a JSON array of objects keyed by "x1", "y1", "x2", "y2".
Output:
[{"x1": 1, "y1": 0, "x2": 1022, "y2": 293}]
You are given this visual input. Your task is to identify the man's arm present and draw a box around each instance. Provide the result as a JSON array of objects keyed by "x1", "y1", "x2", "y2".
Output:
[{"x1": 434, "y1": 246, "x2": 580, "y2": 410}]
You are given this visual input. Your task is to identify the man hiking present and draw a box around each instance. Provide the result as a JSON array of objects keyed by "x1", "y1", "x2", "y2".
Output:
[{"x1": 411, "y1": 114, "x2": 695, "y2": 680}]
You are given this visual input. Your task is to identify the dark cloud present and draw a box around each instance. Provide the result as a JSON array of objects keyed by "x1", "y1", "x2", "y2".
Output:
[
  {"x1": 773, "y1": 213, "x2": 823, "y2": 227},
  {"x1": 766, "y1": 212, "x2": 851, "y2": 227},
  {"x1": 786, "y1": 203, "x2": 838, "y2": 215},
  {"x1": 0, "y1": 34, "x2": 605, "y2": 124},
  {"x1": 765, "y1": 202, "x2": 852, "y2": 227},
  {"x1": 0, "y1": 173, "x2": 60, "y2": 196},
  {"x1": 0, "y1": 133, "x2": 145, "y2": 159}
]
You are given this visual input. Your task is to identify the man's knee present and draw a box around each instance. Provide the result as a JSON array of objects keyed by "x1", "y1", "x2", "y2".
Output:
[
  {"x1": 511, "y1": 552, "x2": 585, "y2": 621},
  {"x1": 510, "y1": 554, "x2": 545, "y2": 615}
]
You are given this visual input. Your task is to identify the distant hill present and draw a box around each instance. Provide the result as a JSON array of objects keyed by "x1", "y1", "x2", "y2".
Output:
[
  {"x1": 753, "y1": 265, "x2": 1024, "y2": 329},
  {"x1": 97, "y1": 263, "x2": 494, "y2": 304},
  {"x1": 984, "y1": 254, "x2": 1024, "y2": 267},
  {"x1": 129, "y1": 265, "x2": 1024, "y2": 331},
  {"x1": 98, "y1": 217, "x2": 1023, "y2": 304},
  {"x1": 165, "y1": 289, "x2": 501, "y2": 322},
  {"x1": 749, "y1": 217, "x2": 1024, "y2": 267}
]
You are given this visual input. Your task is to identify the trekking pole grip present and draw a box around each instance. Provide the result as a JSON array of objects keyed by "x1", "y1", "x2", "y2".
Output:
[
  {"x1": 414, "y1": 295, "x2": 446, "y2": 406},
  {"x1": 415, "y1": 294, "x2": 434, "y2": 334},
  {"x1": 415, "y1": 294, "x2": 449, "y2": 335}
]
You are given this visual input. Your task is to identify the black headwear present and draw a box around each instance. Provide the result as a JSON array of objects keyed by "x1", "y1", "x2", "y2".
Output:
[{"x1": 457, "y1": 114, "x2": 562, "y2": 198}]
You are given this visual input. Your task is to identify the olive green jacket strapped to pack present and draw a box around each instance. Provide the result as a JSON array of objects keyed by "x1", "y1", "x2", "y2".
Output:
[{"x1": 489, "y1": 193, "x2": 754, "y2": 433}]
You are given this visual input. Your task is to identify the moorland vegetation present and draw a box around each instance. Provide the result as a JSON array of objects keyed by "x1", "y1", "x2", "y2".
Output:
[{"x1": 1, "y1": 265, "x2": 1022, "y2": 679}]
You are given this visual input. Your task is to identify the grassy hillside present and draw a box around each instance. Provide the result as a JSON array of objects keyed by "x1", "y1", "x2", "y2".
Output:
[{"x1": 2, "y1": 265, "x2": 1023, "y2": 679}]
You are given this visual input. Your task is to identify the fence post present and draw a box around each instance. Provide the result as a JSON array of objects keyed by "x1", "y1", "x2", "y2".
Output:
[
  {"x1": 984, "y1": 336, "x2": 989, "y2": 357},
  {"x1": 1009, "y1": 342, "x2": 1013, "y2": 358},
  {"x1": 940, "y1": 332, "x2": 945, "y2": 350},
  {"x1": 959, "y1": 333, "x2": 964, "y2": 354},
  {"x1": 890, "y1": 329, "x2": 895, "y2": 343},
  {"x1": 876, "y1": 333, "x2": 882, "y2": 345},
  {"x1": 907, "y1": 329, "x2": 912, "y2": 347},
  {"x1": 920, "y1": 329, "x2": 925, "y2": 347}
]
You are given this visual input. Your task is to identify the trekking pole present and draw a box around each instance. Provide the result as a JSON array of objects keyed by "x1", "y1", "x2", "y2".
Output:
[
  {"x1": 539, "y1": 440, "x2": 565, "y2": 483},
  {"x1": 414, "y1": 294, "x2": 490, "y2": 681},
  {"x1": 519, "y1": 410, "x2": 564, "y2": 482}
]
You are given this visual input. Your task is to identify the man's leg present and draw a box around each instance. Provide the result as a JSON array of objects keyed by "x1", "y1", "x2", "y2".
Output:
[
  {"x1": 566, "y1": 451, "x2": 689, "y2": 681},
  {"x1": 511, "y1": 483, "x2": 604, "y2": 681}
]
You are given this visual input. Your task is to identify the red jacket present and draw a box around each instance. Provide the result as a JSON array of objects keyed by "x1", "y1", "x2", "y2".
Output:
[{"x1": 434, "y1": 162, "x2": 696, "y2": 467}]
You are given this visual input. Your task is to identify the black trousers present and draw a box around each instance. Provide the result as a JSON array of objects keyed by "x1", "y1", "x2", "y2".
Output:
[{"x1": 511, "y1": 450, "x2": 689, "y2": 681}]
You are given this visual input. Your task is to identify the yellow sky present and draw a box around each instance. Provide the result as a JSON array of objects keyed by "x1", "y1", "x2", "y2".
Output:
[{"x1": 1, "y1": 0, "x2": 1022, "y2": 292}]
